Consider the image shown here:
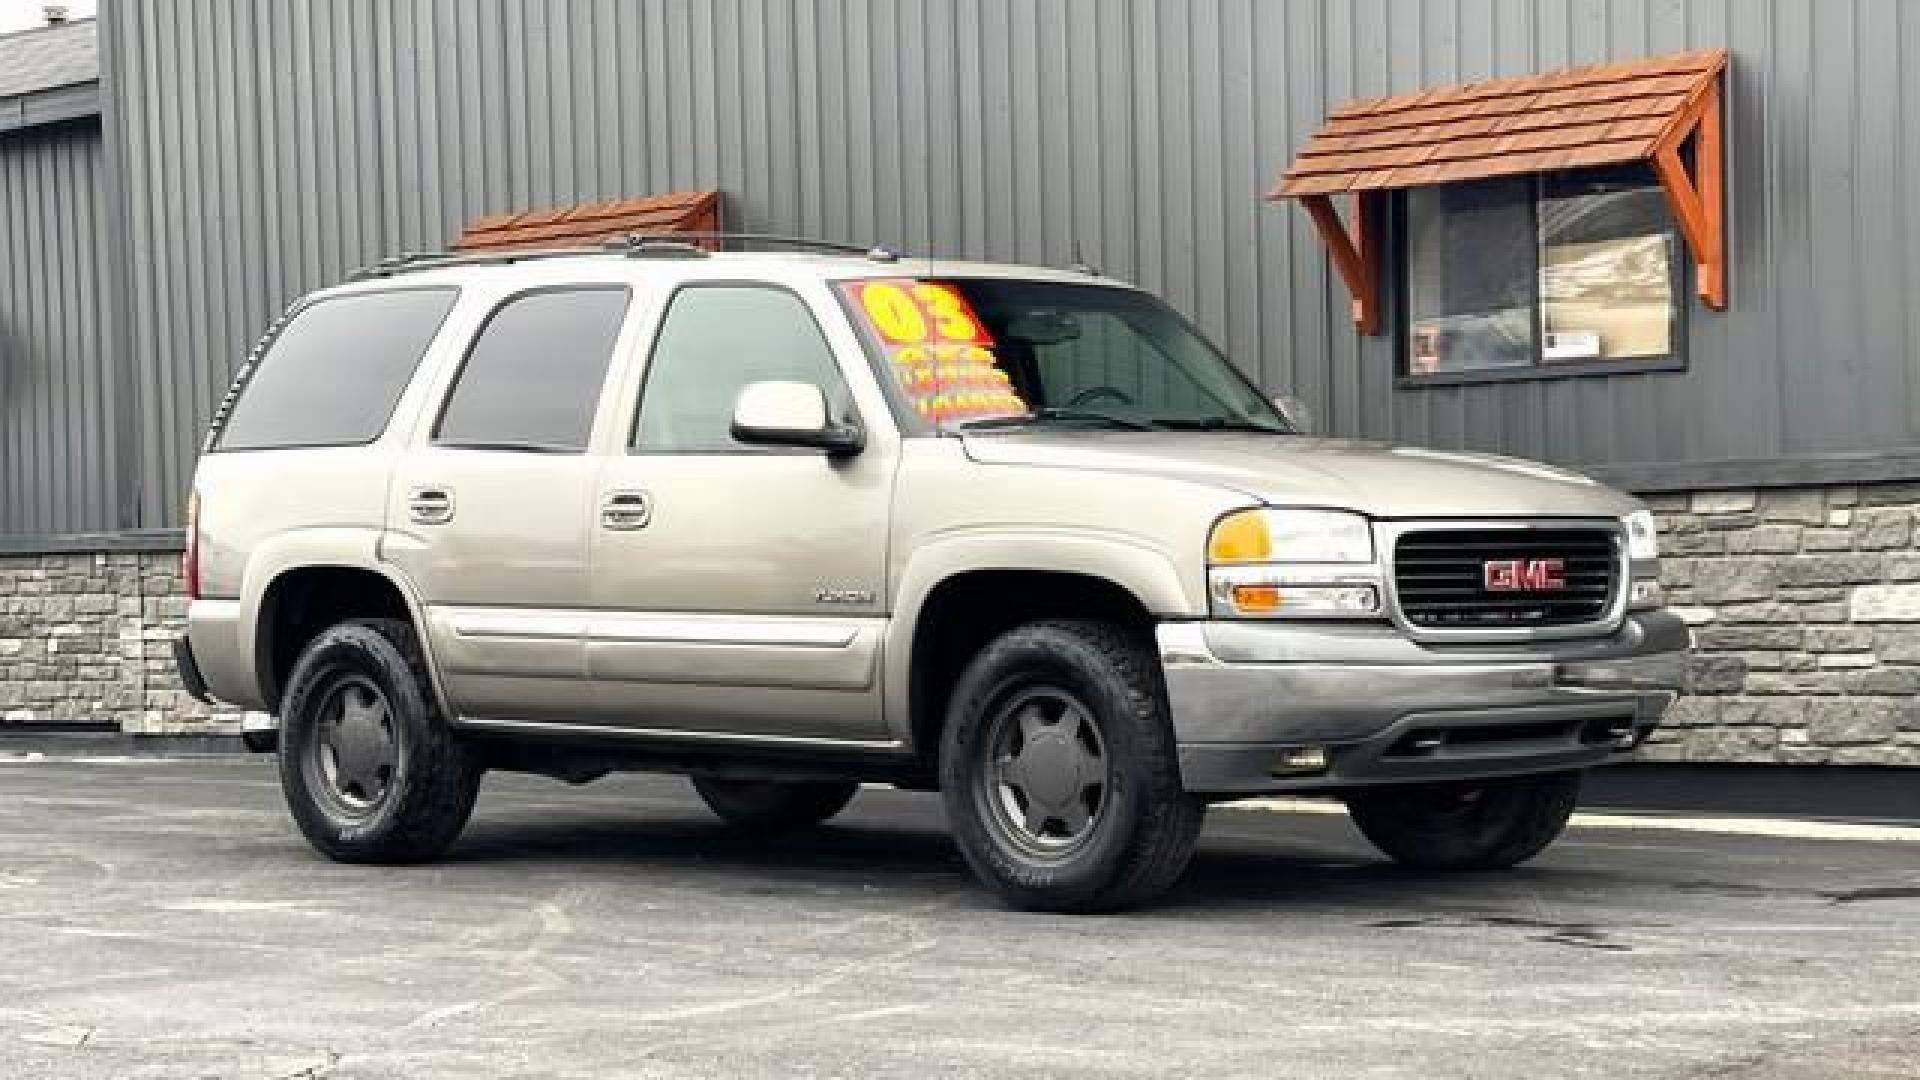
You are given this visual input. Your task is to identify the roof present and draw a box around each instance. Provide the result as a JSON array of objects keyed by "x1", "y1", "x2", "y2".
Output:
[
  {"x1": 0, "y1": 17, "x2": 97, "y2": 100},
  {"x1": 1272, "y1": 48, "x2": 1727, "y2": 197},
  {"x1": 452, "y1": 191, "x2": 721, "y2": 252}
]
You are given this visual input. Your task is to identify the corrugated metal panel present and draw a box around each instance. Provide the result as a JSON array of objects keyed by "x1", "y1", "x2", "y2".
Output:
[
  {"x1": 95, "y1": 0, "x2": 1920, "y2": 528},
  {"x1": 0, "y1": 118, "x2": 114, "y2": 534}
]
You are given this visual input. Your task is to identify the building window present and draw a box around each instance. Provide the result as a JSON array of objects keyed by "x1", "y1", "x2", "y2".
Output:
[{"x1": 1404, "y1": 165, "x2": 1682, "y2": 378}]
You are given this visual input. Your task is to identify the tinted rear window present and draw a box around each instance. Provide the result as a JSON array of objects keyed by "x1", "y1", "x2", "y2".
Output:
[
  {"x1": 434, "y1": 287, "x2": 631, "y2": 452},
  {"x1": 217, "y1": 288, "x2": 459, "y2": 451}
]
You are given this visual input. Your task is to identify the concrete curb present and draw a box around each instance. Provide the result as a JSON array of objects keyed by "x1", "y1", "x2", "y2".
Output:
[
  {"x1": 1584, "y1": 762, "x2": 1919, "y2": 823},
  {"x1": 0, "y1": 729, "x2": 251, "y2": 758}
]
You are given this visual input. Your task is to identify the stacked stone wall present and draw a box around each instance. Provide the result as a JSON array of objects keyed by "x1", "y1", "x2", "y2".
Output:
[
  {"x1": 1648, "y1": 482, "x2": 1920, "y2": 764},
  {"x1": 0, "y1": 551, "x2": 242, "y2": 734}
]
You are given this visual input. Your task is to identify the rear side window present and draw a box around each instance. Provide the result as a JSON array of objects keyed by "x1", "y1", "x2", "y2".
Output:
[
  {"x1": 434, "y1": 287, "x2": 631, "y2": 452},
  {"x1": 216, "y1": 288, "x2": 458, "y2": 450}
]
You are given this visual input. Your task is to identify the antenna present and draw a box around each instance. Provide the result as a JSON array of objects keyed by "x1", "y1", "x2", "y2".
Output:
[{"x1": 1069, "y1": 240, "x2": 1099, "y2": 276}]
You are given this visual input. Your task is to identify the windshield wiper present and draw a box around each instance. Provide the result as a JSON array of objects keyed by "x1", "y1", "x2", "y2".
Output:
[
  {"x1": 1152, "y1": 416, "x2": 1291, "y2": 434},
  {"x1": 958, "y1": 408, "x2": 1161, "y2": 432}
]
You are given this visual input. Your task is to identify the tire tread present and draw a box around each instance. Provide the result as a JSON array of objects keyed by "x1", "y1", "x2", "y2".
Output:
[
  {"x1": 278, "y1": 618, "x2": 481, "y2": 864},
  {"x1": 691, "y1": 776, "x2": 859, "y2": 832},
  {"x1": 1346, "y1": 771, "x2": 1581, "y2": 871},
  {"x1": 941, "y1": 618, "x2": 1204, "y2": 913}
]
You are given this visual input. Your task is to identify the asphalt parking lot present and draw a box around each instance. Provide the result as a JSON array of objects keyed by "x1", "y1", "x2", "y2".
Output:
[{"x1": 2, "y1": 757, "x2": 1917, "y2": 1079}]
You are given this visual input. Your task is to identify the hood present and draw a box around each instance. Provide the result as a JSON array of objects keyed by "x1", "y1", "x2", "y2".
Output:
[{"x1": 958, "y1": 430, "x2": 1640, "y2": 519}]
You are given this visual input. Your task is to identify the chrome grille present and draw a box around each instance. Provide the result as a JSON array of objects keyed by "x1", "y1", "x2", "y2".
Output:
[{"x1": 1392, "y1": 527, "x2": 1619, "y2": 630}]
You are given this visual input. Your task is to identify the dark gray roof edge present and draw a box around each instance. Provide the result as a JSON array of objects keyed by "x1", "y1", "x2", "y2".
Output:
[
  {"x1": 0, "y1": 80, "x2": 99, "y2": 134},
  {"x1": 1593, "y1": 449, "x2": 1920, "y2": 495},
  {"x1": 1, "y1": 73, "x2": 94, "y2": 93}
]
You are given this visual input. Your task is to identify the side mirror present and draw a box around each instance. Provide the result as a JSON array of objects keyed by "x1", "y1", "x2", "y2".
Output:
[
  {"x1": 731, "y1": 381, "x2": 864, "y2": 455},
  {"x1": 1272, "y1": 394, "x2": 1316, "y2": 436}
]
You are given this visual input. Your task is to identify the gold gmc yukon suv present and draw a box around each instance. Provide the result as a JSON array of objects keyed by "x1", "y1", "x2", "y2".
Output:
[{"x1": 175, "y1": 237, "x2": 1688, "y2": 912}]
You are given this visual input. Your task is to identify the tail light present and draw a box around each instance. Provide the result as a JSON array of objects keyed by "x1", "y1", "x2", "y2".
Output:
[{"x1": 182, "y1": 491, "x2": 201, "y2": 600}]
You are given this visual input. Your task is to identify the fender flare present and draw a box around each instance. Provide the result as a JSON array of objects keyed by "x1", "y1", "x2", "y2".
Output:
[
  {"x1": 881, "y1": 526, "x2": 1201, "y2": 747},
  {"x1": 242, "y1": 531, "x2": 454, "y2": 718}
]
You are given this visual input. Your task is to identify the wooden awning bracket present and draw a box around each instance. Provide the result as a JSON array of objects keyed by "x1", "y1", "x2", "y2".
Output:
[
  {"x1": 1300, "y1": 191, "x2": 1380, "y2": 335},
  {"x1": 1650, "y1": 78, "x2": 1726, "y2": 310}
]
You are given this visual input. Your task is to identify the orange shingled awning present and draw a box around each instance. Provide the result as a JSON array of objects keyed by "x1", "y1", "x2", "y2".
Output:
[
  {"x1": 452, "y1": 190, "x2": 721, "y2": 252},
  {"x1": 1268, "y1": 50, "x2": 1727, "y2": 334}
]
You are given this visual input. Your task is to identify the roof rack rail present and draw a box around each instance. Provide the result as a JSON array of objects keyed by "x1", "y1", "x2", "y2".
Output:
[
  {"x1": 606, "y1": 232, "x2": 900, "y2": 263},
  {"x1": 345, "y1": 232, "x2": 902, "y2": 282},
  {"x1": 346, "y1": 246, "x2": 604, "y2": 281}
]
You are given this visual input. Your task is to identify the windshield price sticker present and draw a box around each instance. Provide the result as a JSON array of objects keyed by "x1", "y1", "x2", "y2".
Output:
[
  {"x1": 854, "y1": 280, "x2": 991, "y2": 346},
  {"x1": 841, "y1": 280, "x2": 1028, "y2": 423}
]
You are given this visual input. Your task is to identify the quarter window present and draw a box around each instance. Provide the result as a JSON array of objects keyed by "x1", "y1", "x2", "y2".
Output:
[
  {"x1": 217, "y1": 288, "x2": 458, "y2": 450},
  {"x1": 435, "y1": 288, "x2": 630, "y2": 452},
  {"x1": 1405, "y1": 165, "x2": 1681, "y2": 377},
  {"x1": 633, "y1": 286, "x2": 853, "y2": 453}
]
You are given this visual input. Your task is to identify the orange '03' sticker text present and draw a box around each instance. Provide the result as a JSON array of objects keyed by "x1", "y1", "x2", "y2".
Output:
[{"x1": 839, "y1": 280, "x2": 1028, "y2": 424}]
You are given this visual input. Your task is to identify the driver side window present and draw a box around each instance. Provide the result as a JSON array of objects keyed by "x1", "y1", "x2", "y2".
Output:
[{"x1": 633, "y1": 285, "x2": 854, "y2": 454}]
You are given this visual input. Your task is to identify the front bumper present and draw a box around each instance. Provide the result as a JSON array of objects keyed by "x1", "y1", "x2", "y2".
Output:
[{"x1": 1159, "y1": 610, "x2": 1689, "y2": 795}]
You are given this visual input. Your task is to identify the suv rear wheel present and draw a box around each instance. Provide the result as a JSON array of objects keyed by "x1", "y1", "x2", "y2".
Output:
[
  {"x1": 691, "y1": 776, "x2": 859, "y2": 831},
  {"x1": 278, "y1": 618, "x2": 482, "y2": 863},
  {"x1": 940, "y1": 619, "x2": 1205, "y2": 913},
  {"x1": 1344, "y1": 771, "x2": 1581, "y2": 871}
]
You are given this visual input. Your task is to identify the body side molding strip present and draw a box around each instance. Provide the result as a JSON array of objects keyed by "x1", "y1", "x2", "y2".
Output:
[
  {"x1": 454, "y1": 714, "x2": 905, "y2": 752},
  {"x1": 439, "y1": 606, "x2": 879, "y2": 649}
]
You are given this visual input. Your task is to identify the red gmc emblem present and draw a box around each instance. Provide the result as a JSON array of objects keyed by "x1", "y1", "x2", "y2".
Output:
[{"x1": 1483, "y1": 558, "x2": 1567, "y2": 593}]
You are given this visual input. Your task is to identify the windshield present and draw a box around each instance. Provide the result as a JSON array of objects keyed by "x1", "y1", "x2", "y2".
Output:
[{"x1": 837, "y1": 278, "x2": 1291, "y2": 434}]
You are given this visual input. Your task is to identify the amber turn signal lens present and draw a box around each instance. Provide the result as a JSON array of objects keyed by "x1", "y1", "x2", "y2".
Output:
[
  {"x1": 1229, "y1": 583, "x2": 1283, "y2": 613},
  {"x1": 1208, "y1": 510, "x2": 1271, "y2": 564}
]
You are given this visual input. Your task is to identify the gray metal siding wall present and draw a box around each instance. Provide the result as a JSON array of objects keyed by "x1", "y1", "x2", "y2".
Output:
[
  {"x1": 100, "y1": 0, "x2": 1920, "y2": 528},
  {"x1": 0, "y1": 118, "x2": 113, "y2": 534}
]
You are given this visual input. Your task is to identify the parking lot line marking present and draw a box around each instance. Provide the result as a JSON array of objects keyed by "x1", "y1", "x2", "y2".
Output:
[{"x1": 1223, "y1": 798, "x2": 1920, "y2": 843}]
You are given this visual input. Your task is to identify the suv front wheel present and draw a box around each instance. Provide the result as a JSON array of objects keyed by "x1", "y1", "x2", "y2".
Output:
[
  {"x1": 940, "y1": 619, "x2": 1205, "y2": 913},
  {"x1": 278, "y1": 619, "x2": 482, "y2": 863},
  {"x1": 1344, "y1": 771, "x2": 1582, "y2": 871}
]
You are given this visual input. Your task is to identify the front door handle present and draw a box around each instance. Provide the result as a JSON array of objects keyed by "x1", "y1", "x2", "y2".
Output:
[
  {"x1": 600, "y1": 490, "x2": 653, "y2": 531},
  {"x1": 408, "y1": 486, "x2": 455, "y2": 525}
]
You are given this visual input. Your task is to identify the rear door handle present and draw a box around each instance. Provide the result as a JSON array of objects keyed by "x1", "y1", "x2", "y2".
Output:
[
  {"x1": 600, "y1": 490, "x2": 653, "y2": 531},
  {"x1": 408, "y1": 486, "x2": 455, "y2": 525}
]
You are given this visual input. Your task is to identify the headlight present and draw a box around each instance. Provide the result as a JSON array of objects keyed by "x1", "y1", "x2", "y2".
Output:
[
  {"x1": 1208, "y1": 508, "x2": 1380, "y2": 619},
  {"x1": 1208, "y1": 509, "x2": 1374, "y2": 564},
  {"x1": 1623, "y1": 509, "x2": 1659, "y2": 563}
]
